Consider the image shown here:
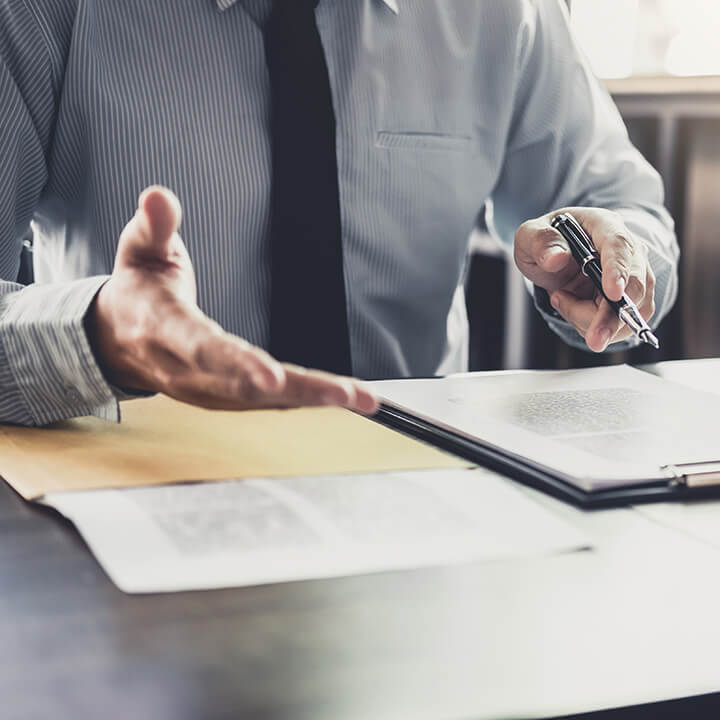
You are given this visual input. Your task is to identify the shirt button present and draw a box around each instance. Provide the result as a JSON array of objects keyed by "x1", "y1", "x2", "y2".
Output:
[{"x1": 64, "y1": 387, "x2": 84, "y2": 405}]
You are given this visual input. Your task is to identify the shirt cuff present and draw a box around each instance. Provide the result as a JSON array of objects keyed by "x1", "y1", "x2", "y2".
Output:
[{"x1": 0, "y1": 276, "x2": 121, "y2": 425}]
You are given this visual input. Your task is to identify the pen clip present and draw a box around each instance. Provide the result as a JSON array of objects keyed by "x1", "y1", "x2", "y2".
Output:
[{"x1": 661, "y1": 461, "x2": 720, "y2": 488}]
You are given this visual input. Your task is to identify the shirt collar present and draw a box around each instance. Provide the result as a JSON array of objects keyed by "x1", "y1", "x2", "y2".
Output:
[{"x1": 216, "y1": 0, "x2": 399, "y2": 15}]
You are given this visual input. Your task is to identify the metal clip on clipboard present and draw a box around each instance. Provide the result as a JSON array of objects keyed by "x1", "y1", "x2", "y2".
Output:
[{"x1": 662, "y1": 462, "x2": 720, "y2": 488}]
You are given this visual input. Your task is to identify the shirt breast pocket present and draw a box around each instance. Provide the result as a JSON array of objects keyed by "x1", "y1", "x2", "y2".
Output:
[{"x1": 372, "y1": 129, "x2": 484, "y2": 254}]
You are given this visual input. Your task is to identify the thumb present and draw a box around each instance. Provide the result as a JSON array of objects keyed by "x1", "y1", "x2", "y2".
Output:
[
  {"x1": 116, "y1": 185, "x2": 183, "y2": 268},
  {"x1": 139, "y1": 185, "x2": 183, "y2": 246}
]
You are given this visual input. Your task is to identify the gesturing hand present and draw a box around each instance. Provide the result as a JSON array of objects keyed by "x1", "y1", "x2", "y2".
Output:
[
  {"x1": 514, "y1": 207, "x2": 656, "y2": 352},
  {"x1": 85, "y1": 186, "x2": 378, "y2": 413}
]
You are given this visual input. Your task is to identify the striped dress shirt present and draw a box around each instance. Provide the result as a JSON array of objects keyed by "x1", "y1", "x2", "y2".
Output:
[{"x1": 0, "y1": 0, "x2": 678, "y2": 426}]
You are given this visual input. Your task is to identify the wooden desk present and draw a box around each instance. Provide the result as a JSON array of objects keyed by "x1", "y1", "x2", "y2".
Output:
[{"x1": 3, "y1": 361, "x2": 720, "y2": 720}]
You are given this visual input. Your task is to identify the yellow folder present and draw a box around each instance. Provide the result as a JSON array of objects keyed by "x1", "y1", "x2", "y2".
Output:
[{"x1": 0, "y1": 395, "x2": 469, "y2": 500}]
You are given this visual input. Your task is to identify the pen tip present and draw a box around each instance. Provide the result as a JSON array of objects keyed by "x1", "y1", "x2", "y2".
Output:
[{"x1": 640, "y1": 330, "x2": 660, "y2": 350}]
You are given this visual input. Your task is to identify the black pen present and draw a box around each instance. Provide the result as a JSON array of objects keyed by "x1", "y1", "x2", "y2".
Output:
[{"x1": 550, "y1": 212, "x2": 659, "y2": 349}]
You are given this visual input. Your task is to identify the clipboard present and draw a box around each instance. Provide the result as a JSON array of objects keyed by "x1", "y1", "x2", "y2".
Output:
[
  {"x1": 376, "y1": 404, "x2": 720, "y2": 508},
  {"x1": 370, "y1": 365, "x2": 720, "y2": 509}
]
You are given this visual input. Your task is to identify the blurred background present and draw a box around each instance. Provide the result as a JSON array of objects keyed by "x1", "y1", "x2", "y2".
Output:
[{"x1": 468, "y1": 0, "x2": 720, "y2": 371}]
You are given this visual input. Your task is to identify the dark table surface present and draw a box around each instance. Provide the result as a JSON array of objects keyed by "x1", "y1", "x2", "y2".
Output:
[{"x1": 4, "y1": 359, "x2": 720, "y2": 720}]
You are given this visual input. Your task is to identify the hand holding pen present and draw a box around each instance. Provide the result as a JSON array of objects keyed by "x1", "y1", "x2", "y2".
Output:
[
  {"x1": 514, "y1": 208, "x2": 657, "y2": 352},
  {"x1": 551, "y1": 213, "x2": 659, "y2": 348}
]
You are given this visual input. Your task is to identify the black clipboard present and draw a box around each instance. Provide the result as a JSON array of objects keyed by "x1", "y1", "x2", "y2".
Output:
[{"x1": 375, "y1": 403, "x2": 720, "y2": 509}]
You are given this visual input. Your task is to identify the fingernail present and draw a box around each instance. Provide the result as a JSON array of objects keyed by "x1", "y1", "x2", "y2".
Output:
[
  {"x1": 598, "y1": 328, "x2": 611, "y2": 349},
  {"x1": 612, "y1": 269, "x2": 627, "y2": 292},
  {"x1": 253, "y1": 361, "x2": 285, "y2": 391},
  {"x1": 542, "y1": 246, "x2": 566, "y2": 264},
  {"x1": 267, "y1": 364, "x2": 286, "y2": 389},
  {"x1": 550, "y1": 293, "x2": 560, "y2": 310},
  {"x1": 322, "y1": 390, "x2": 345, "y2": 406},
  {"x1": 250, "y1": 371, "x2": 272, "y2": 391}
]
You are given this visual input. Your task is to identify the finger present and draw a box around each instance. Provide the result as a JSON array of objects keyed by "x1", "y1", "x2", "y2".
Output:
[
  {"x1": 604, "y1": 271, "x2": 658, "y2": 346},
  {"x1": 148, "y1": 309, "x2": 376, "y2": 412},
  {"x1": 515, "y1": 219, "x2": 573, "y2": 272},
  {"x1": 599, "y1": 231, "x2": 634, "y2": 302},
  {"x1": 622, "y1": 255, "x2": 654, "y2": 312},
  {"x1": 584, "y1": 298, "x2": 624, "y2": 352},
  {"x1": 284, "y1": 367, "x2": 379, "y2": 414},
  {"x1": 348, "y1": 383, "x2": 379, "y2": 415},
  {"x1": 139, "y1": 185, "x2": 183, "y2": 247},
  {"x1": 550, "y1": 290, "x2": 594, "y2": 335},
  {"x1": 279, "y1": 365, "x2": 358, "y2": 408},
  {"x1": 117, "y1": 186, "x2": 183, "y2": 267},
  {"x1": 623, "y1": 272, "x2": 646, "y2": 309},
  {"x1": 582, "y1": 266, "x2": 657, "y2": 351},
  {"x1": 168, "y1": 364, "x2": 378, "y2": 415},
  {"x1": 191, "y1": 332, "x2": 286, "y2": 393},
  {"x1": 585, "y1": 268, "x2": 649, "y2": 352},
  {"x1": 148, "y1": 333, "x2": 287, "y2": 396},
  {"x1": 154, "y1": 353, "x2": 284, "y2": 412},
  {"x1": 569, "y1": 211, "x2": 634, "y2": 302},
  {"x1": 164, "y1": 372, "x2": 266, "y2": 411},
  {"x1": 514, "y1": 219, "x2": 582, "y2": 295},
  {"x1": 644, "y1": 265, "x2": 656, "y2": 321},
  {"x1": 585, "y1": 253, "x2": 655, "y2": 348},
  {"x1": 550, "y1": 290, "x2": 622, "y2": 352}
]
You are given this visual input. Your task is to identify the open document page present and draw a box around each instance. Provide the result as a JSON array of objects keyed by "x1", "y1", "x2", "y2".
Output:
[
  {"x1": 648, "y1": 358, "x2": 720, "y2": 396},
  {"x1": 43, "y1": 468, "x2": 588, "y2": 593},
  {"x1": 636, "y1": 499, "x2": 720, "y2": 551},
  {"x1": 371, "y1": 365, "x2": 720, "y2": 492}
]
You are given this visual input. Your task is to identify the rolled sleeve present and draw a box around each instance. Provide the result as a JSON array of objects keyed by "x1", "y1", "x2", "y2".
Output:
[{"x1": 0, "y1": 276, "x2": 120, "y2": 425}]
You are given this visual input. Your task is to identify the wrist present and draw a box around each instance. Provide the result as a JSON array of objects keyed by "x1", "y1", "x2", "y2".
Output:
[{"x1": 83, "y1": 281, "x2": 149, "y2": 393}]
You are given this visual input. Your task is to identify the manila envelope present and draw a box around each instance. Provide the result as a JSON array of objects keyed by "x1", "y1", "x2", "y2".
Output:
[{"x1": 0, "y1": 395, "x2": 469, "y2": 501}]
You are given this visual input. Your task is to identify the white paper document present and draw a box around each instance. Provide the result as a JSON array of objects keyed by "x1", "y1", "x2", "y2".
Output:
[
  {"x1": 635, "y1": 500, "x2": 720, "y2": 550},
  {"x1": 372, "y1": 365, "x2": 720, "y2": 491},
  {"x1": 651, "y1": 358, "x2": 720, "y2": 396},
  {"x1": 43, "y1": 468, "x2": 588, "y2": 593}
]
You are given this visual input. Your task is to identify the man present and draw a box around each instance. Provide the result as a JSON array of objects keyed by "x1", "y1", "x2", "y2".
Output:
[{"x1": 0, "y1": 0, "x2": 678, "y2": 427}]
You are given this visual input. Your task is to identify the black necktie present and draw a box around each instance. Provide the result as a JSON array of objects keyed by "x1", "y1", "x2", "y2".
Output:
[{"x1": 264, "y1": 0, "x2": 352, "y2": 376}]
